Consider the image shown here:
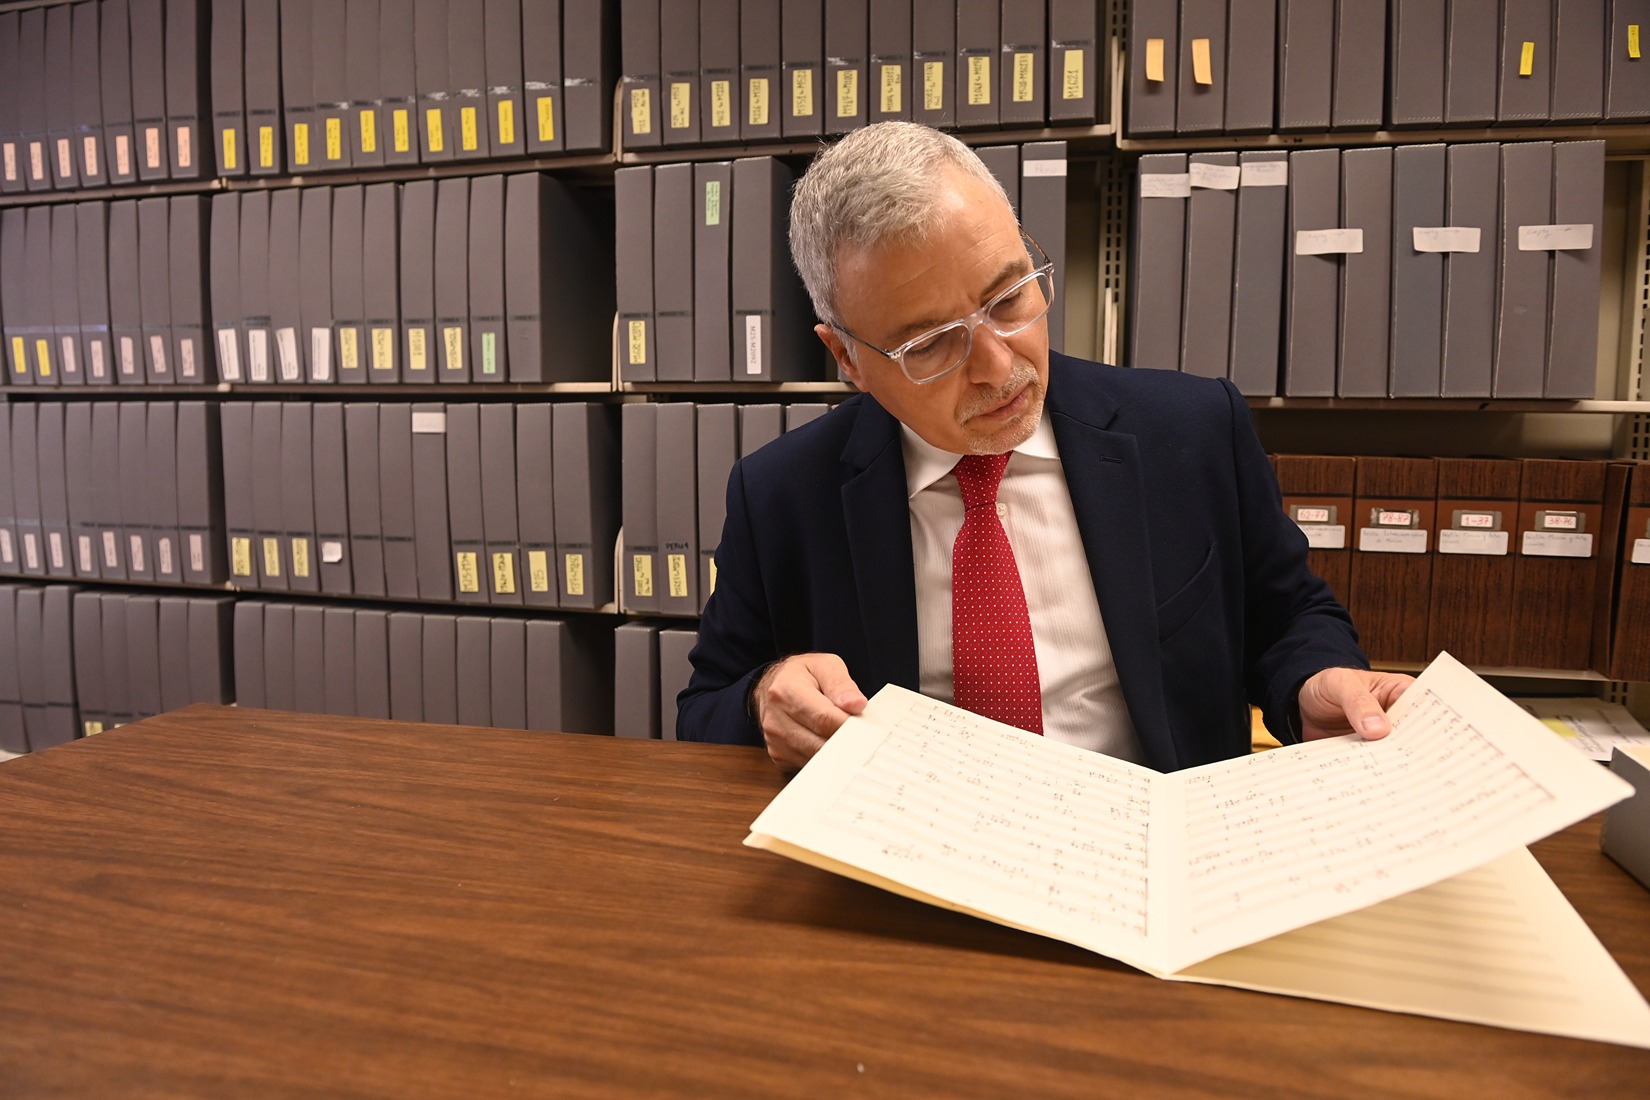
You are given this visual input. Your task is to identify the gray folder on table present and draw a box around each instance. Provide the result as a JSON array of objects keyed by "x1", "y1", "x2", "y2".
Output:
[
  {"x1": 1276, "y1": 0, "x2": 1332, "y2": 130},
  {"x1": 516, "y1": 403, "x2": 559, "y2": 609},
  {"x1": 400, "y1": 180, "x2": 437, "y2": 382},
  {"x1": 480, "y1": 404, "x2": 523, "y2": 607},
  {"x1": 522, "y1": 0, "x2": 566, "y2": 155},
  {"x1": 869, "y1": 0, "x2": 912, "y2": 125},
  {"x1": 292, "y1": 605, "x2": 326, "y2": 714},
  {"x1": 1445, "y1": 0, "x2": 1499, "y2": 125},
  {"x1": 279, "y1": 402, "x2": 319, "y2": 594},
  {"x1": 1499, "y1": 0, "x2": 1554, "y2": 123},
  {"x1": 168, "y1": 196, "x2": 211, "y2": 384},
  {"x1": 614, "y1": 621, "x2": 661, "y2": 739},
  {"x1": 49, "y1": 206, "x2": 83, "y2": 386},
  {"x1": 739, "y1": 404, "x2": 783, "y2": 457},
  {"x1": 178, "y1": 402, "x2": 225, "y2": 585},
  {"x1": 620, "y1": 0, "x2": 662, "y2": 149},
  {"x1": 467, "y1": 175, "x2": 507, "y2": 383},
  {"x1": 525, "y1": 619, "x2": 612, "y2": 736},
  {"x1": 315, "y1": 402, "x2": 358, "y2": 597},
  {"x1": 64, "y1": 404, "x2": 98, "y2": 578},
  {"x1": 660, "y1": 0, "x2": 703, "y2": 146},
  {"x1": 694, "y1": 162, "x2": 735, "y2": 382},
  {"x1": 244, "y1": 0, "x2": 285, "y2": 174},
  {"x1": 422, "y1": 614, "x2": 459, "y2": 724},
  {"x1": 732, "y1": 157, "x2": 816, "y2": 382},
  {"x1": 1606, "y1": 0, "x2": 1650, "y2": 119},
  {"x1": 1176, "y1": 0, "x2": 1226, "y2": 135},
  {"x1": 434, "y1": 178, "x2": 470, "y2": 382},
  {"x1": 562, "y1": 0, "x2": 617, "y2": 153},
  {"x1": 1546, "y1": 140, "x2": 1605, "y2": 398},
  {"x1": 741, "y1": 0, "x2": 782, "y2": 141},
  {"x1": 698, "y1": 0, "x2": 740, "y2": 143},
  {"x1": 345, "y1": 403, "x2": 386, "y2": 597},
  {"x1": 388, "y1": 611, "x2": 423, "y2": 721},
  {"x1": 136, "y1": 198, "x2": 173, "y2": 384},
  {"x1": 484, "y1": 0, "x2": 526, "y2": 157},
  {"x1": 45, "y1": 6, "x2": 77, "y2": 190},
  {"x1": 146, "y1": 403, "x2": 182, "y2": 583},
  {"x1": 446, "y1": 403, "x2": 489, "y2": 605},
  {"x1": 238, "y1": 191, "x2": 273, "y2": 384},
  {"x1": 447, "y1": 0, "x2": 489, "y2": 161},
  {"x1": 71, "y1": 594, "x2": 105, "y2": 736},
  {"x1": 953, "y1": 0, "x2": 995, "y2": 130},
  {"x1": 354, "y1": 608, "x2": 392, "y2": 719},
  {"x1": 221, "y1": 402, "x2": 255, "y2": 585},
  {"x1": 379, "y1": 0, "x2": 420, "y2": 165},
  {"x1": 267, "y1": 189, "x2": 305, "y2": 384},
  {"x1": 311, "y1": 0, "x2": 351, "y2": 169},
  {"x1": 505, "y1": 174, "x2": 613, "y2": 384},
  {"x1": 489, "y1": 617, "x2": 527, "y2": 729},
  {"x1": 379, "y1": 403, "x2": 420, "y2": 599},
  {"x1": 655, "y1": 163, "x2": 696, "y2": 382},
  {"x1": 621, "y1": 403, "x2": 660, "y2": 614},
  {"x1": 251, "y1": 402, "x2": 286, "y2": 590},
  {"x1": 1129, "y1": 154, "x2": 1188, "y2": 374},
  {"x1": 1180, "y1": 152, "x2": 1238, "y2": 380},
  {"x1": 414, "y1": 0, "x2": 452, "y2": 161},
  {"x1": 657, "y1": 626, "x2": 697, "y2": 741},
  {"x1": 188, "y1": 597, "x2": 234, "y2": 706},
  {"x1": 825, "y1": 0, "x2": 870, "y2": 135},
  {"x1": 364, "y1": 183, "x2": 403, "y2": 384},
  {"x1": 118, "y1": 402, "x2": 153, "y2": 582},
  {"x1": 411, "y1": 403, "x2": 455, "y2": 601},
  {"x1": 278, "y1": 0, "x2": 316, "y2": 172},
  {"x1": 262, "y1": 602, "x2": 296, "y2": 712},
  {"x1": 333, "y1": 185, "x2": 369, "y2": 385},
  {"x1": 616, "y1": 166, "x2": 656, "y2": 383},
  {"x1": 126, "y1": 595, "x2": 163, "y2": 722},
  {"x1": 298, "y1": 187, "x2": 335, "y2": 383},
  {"x1": 1552, "y1": 0, "x2": 1606, "y2": 122},
  {"x1": 1390, "y1": 144, "x2": 1447, "y2": 398},
  {"x1": 323, "y1": 606, "x2": 356, "y2": 715},
  {"x1": 75, "y1": 203, "x2": 113, "y2": 386},
  {"x1": 233, "y1": 600, "x2": 265, "y2": 709},
  {"x1": 656, "y1": 402, "x2": 699, "y2": 616},
  {"x1": 36, "y1": 404, "x2": 72, "y2": 577},
  {"x1": 346, "y1": 0, "x2": 386, "y2": 168},
  {"x1": 696, "y1": 403, "x2": 737, "y2": 612},
  {"x1": 128, "y1": 0, "x2": 168, "y2": 181},
  {"x1": 165, "y1": 0, "x2": 210, "y2": 178},
  {"x1": 782, "y1": 0, "x2": 825, "y2": 139},
  {"x1": 73, "y1": 2, "x2": 107, "y2": 187},
  {"x1": 1223, "y1": 0, "x2": 1275, "y2": 133},
  {"x1": 1338, "y1": 146, "x2": 1393, "y2": 398},
  {"x1": 456, "y1": 615, "x2": 491, "y2": 727},
  {"x1": 1441, "y1": 142, "x2": 1499, "y2": 397},
  {"x1": 1284, "y1": 147, "x2": 1340, "y2": 396},
  {"x1": 911, "y1": 0, "x2": 954, "y2": 129},
  {"x1": 1229, "y1": 150, "x2": 1287, "y2": 396},
  {"x1": 1494, "y1": 141, "x2": 1553, "y2": 398},
  {"x1": 552, "y1": 403, "x2": 620, "y2": 611}
]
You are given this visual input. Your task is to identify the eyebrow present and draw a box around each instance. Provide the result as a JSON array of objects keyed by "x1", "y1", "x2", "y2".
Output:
[{"x1": 886, "y1": 255, "x2": 1034, "y2": 346}]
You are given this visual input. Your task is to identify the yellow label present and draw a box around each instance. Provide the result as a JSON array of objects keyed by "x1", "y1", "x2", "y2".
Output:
[
  {"x1": 360, "y1": 109, "x2": 378, "y2": 153},
  {"x1": 492, "y1": 552, "x2": 516, "y2": 594},
  {"x1": 1191, "y1": 38, "x2": 1213, "y2": 86},
  {"x1": 749, "y1": 77, "x2": 770, "y2": 125},
  {"x1": 372, "y1": 328, "x2": 395, "y2": 372},
  {"x1": 443, "y1": 327, "x2": 464, "y2": 373},
  {"x1": 263, "y1": 537, "x2": 282, "y2": 577},
  {"x1": 259, "y1": 125, "x2": 274, "y2": 168},
  {"x1": 837, "y1": 69, "x2": 859, "y2": 118},
  {"x1": 967, "y1": 56, "x2": 991, "y2": 105},
  {"x1": 628, "y1": 320, "x2": 647, "y2": 365},
  {"x1": 292, "y1": 538, "x2": 310, "y2": 578},
  {"x1": 232, "y1": 537, "x2": 253, "y2": 577},
  {"x1": 564, "y1": 553, "x2": 585, "y2": 596},
  {"x1": 340, "y1": 328, "x2": 359, "y2": 371},
  {"x1": 1146, "y1": 38, "x2": 1165, "y2": 83},
  {"x1": 536, "y1": 96, "x2": 555, "y2": 141},
  {"x1": 880, "y1": 64, "x2": 902, "y2": 113},
  {"x1": 670, "y1": 82, "x2": 691, "y2": 129},
  {"x1": 1520, "y1": 40, "x2": 1535, "y2": 76},
  {"x1": 456, "y1": 551, "x2": 481, "y2": 593},
  {"x1": 222, "y1": 128, "x2": 238, "y2": 170},
  {"x1": 394, "y1": 108, "x2": 411, "y2": 152},
  {"x1": 35, "y1": 339, "x2": 51, "y2": 377},
  {"x1": 84, "y1": 721, "x2": 105, "y2": 737},
  {"x1": 1633, "y1": 25, "x2": 1643, "y2": 59},
  {"x1": 498, "y1": 99, "x2": 515, "y2": 145},
  {"x1": 1063, "y1": 49, "x2": 1085, "y2": 99},
  {"x1": 711, "y1": 80, "x2": 732, "y2": 128},
  {"x1": 632, "y1": 554, "x2": 654, "y2": 598},
  {"x1": 409, "y1": 328, "x2": 428, "y2": 372},
  {"x1": 326, "y1": 117, "x2": 343, "y2": 161},
  {"x1": 709, "y1": 558, "x2": 717, "y2": 594},
  {"x1": 528, "y1": 549, "x2": 551, "y2": 592},
  {"x1": 1014, "y1": 53, "x2": 1034, "y2": 101},
  {"x1": 923, "y1": 61, "x2": 944, "y2": 110},
  {"x1": 668, "y1": 554, "x2": 688, "y2": 598},
  {"x1": 10, "y1": 337, "x2": 25, "y2": 374},
  {"x1": 426, "y1": 107, "x2": 444, "y2": 152},
  {"x1": 461, "y1": 105, "x2": 478, "y2": 150},
  {"x1": 294, "y1": 122, "x2": 310, "y2": 165},
  {"x1": 631, "y1": 87, "x2": 652, "y2": 134},
  {"x1": 792, "y1": 68, "x2": 814, "y2": 117}
]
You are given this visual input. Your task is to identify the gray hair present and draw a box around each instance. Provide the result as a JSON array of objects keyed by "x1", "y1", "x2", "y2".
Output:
[{"x1": 788, "y1": 122, "x2": 1013, "y2": 326}]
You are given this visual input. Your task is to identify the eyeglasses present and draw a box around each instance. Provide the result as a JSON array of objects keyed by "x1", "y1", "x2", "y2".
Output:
[{"x1": 832, "y1": 245, "x2": 1057, "y2": 386}]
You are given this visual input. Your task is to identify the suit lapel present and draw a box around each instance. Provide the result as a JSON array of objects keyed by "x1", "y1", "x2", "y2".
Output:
[{"x1": 839, "y1": 398, "x2": 922, "y2": 692}]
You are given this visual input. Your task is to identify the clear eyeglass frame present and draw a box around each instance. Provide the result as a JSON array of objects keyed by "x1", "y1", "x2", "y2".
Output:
[{"x1": 832, "y1": 234, "x2": 1057, "y2": 386}]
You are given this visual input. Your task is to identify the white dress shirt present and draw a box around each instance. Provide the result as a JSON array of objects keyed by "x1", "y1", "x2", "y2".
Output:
[{"x1": 902, "y1": 415, "x2": 1146, "y2": 762}]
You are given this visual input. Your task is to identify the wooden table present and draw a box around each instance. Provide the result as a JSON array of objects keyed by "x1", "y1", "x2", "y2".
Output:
[{"x1": 1, "y1": 705, "x2": 1646, "y2": 1098}]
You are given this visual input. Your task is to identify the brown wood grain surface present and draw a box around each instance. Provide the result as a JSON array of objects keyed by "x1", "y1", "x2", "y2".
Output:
[{"x1": 1, "y1": 704, "x2": 1648, "y2": 1098}]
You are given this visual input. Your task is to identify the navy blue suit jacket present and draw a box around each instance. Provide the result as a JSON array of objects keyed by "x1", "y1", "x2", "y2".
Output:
[{"x1": 677, "y1": 354, "x2": 1367, "y2": 771}]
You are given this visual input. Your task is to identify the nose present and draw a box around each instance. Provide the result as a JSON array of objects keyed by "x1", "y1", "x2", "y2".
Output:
[{"x1": 962, "y1": 321, "x2": 1017, "y2": 387}]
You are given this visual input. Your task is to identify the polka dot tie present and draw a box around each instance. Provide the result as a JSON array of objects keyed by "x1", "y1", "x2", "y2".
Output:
[{"x1": 951, "y1": 453, "x2": 1043, "y2": 734}]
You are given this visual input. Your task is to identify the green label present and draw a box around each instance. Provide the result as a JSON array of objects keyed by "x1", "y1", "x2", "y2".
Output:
[
  {"x1": 705, "y1": 180, "x2": 722, "y2": 226},
  {"x1": 482, "y1": 331, "x2": 497, "y2": 375}
]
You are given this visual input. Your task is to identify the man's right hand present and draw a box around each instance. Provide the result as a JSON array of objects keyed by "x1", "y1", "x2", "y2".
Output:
[{"x1": 750, "y1": 653, "x2": 868, "y2": 770}]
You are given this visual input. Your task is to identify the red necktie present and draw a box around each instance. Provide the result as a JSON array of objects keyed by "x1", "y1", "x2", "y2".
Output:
[{"x1": 951, "y1": 453, "x2": 1043, "y2": 734}]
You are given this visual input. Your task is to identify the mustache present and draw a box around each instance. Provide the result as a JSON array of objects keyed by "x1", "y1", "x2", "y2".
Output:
[{"x1": 956, "y1": 361, "x2": 1040, "y2": 424}]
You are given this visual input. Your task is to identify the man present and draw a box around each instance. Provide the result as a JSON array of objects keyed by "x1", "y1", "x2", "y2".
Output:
[{"x1": 678, "y1": 122, "x2": 1411, "y2": 769}]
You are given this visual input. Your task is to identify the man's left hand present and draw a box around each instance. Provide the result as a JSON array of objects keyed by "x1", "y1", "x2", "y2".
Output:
[{"x1": 1297, "y1": 667, "x2": 1415, "y2": 741}]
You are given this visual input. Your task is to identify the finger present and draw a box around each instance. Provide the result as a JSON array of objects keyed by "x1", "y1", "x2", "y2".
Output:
[
  {"x1": 1341, "y1": 689, "x2": 1393, "y2": 740},
  {"x1": 801, "y1": 653, "x2": 868, "y2": 716}
]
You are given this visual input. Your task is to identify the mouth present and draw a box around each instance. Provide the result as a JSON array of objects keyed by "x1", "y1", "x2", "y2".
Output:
[{"x1": 974, "y1": 384, "x2": 1031, "y2": 421}]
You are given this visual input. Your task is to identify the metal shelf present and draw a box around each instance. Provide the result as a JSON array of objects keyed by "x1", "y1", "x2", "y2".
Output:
[{"x1": 1247, "y1": 397, "x2": 1650, "y2": 414}]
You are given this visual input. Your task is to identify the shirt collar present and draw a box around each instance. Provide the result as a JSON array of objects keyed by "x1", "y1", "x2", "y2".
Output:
[{"x1": 901, "y1": 412, "x2": 1059, "y2": 500}]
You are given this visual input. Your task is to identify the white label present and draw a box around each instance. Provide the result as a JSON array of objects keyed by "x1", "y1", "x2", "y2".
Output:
[
  {"x1": 61, "y1": 337, "x2": 77, "y2": 377},
  {"x1": 180, "y1": 338, "x2": 197, "y2": 379},
  {"x1": 2, "y1": 144, "x2": 13, "y2": 180},
  {"x1": 1240, "y1": 160, "x2": 1289, "y2": 187},
  {"x1": 1358, "y1": 528, "x2": 1429, "y2": 554},
  {"x1": 1296, "y1": 228, "x2": 1364, "y2": 256},
  {"x1": 1022, "y1": 159, "x2": 1067, "y2": 178},
  {"x1": 1, "y1": 528, "x2": 15, "y2": 564},
  {"x1": 1456, "y1": 512, "x2": 1497, "y2": 529},
  {"x1": 1295, "y1": 507, "x2": 1331, "y2": 524},
  {"x1": 129, "y1": 535, "x2": 145, "y2": 573},
  {"x1": 1188, "y1": 162, "x2": 1240, "y2": 190},
  {"x1": 145, "y1": 127, "x2": 161, "y2": 168},
  {"x1": 177, "y1": 127, "x2": 192, "y2": 168},
  {"x1": 1139, "y1": 173, "x2": 1192, "y2": 199},
  {"x1": 189, "y1": 533, "x2": 204, "y2": 572},
  {"x1": 57, "y1": 138, "x2": 72, "y2": 179},
  {"x1": 248, "y1": 329, "x2": 270, "y2": 381},
  {"x1": 1521, "y1": 531, "x2": 1594, "y2": 559},
  {"x1": 1632, "y1": 539, "x2": 1650, "y2": 565},
  {"x1": 48, "y1": 532, "x2": 64, "y2": 570},
  {"x1": 77, "y1": 536, "x2": 93, "y2": 574},
  {"x1": 1413, "y1": 226, "x2": 1482, "y2": 253},
  {"x1": 321, "y1": 540, "x2": 345, "y2": 564},
  {"x1": 217, "y1": 329, "x2": 242, "y2": 381},
  {"x1": 1518, "y1": 223, "x2": 1594, "y2": 251},
  {"x1": 116, "y1": 134, "x2": 131, "y2": 175},
  {"x1": 412, "y1": 411, "x2": 448, "y2": 434},
  {"x1": 311, "y1": 329, "x2": 333, "y2": 381},
  {"x1": 149, "y1": 335, "x2": 167, "y2": 374},
  {"x1": 1541, "y1": 512, "x2": 1579, "y2": 530},
  {"x1": 24, "y1": 534, "x2": 39, "y2": 571},
  {"x1": 30, "y1": 142, "x2": 43, "y2": 179},
  {"x1": 158, "y1": 537, "x2": 174, "y2": 576},
  {"x1": 1301, "y1": 525, "x2": 1347, "y2": 550},
  {"x1": 90, "y1": 340, "x2": 106, "y2": 379},
  {"x1": 102, "y1": 531, "x2": 118, "y2": 567},
  {"x1": 1438, "y1": 530, "x2": 1510, "y2": 556},
  {"x1": 276, "y1": 328, "x2": 300, "y2": 381},
  {"x1": 1377, "y1": 510, "x2": 1415, "y2": 527},
  {"x1": 119, "y1": 337, "x2": 136, "y2": 377},
  {"x1": 745, "y1": 314, "x2": 763, "y2": 375},
  {"x1": 83, "y1": 135, "x2": 98, "y2": 177}
]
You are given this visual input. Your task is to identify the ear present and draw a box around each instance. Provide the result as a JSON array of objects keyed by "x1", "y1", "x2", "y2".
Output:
[{"x1": 815, "y1": 323, "x2": 864, "y2": 389}]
